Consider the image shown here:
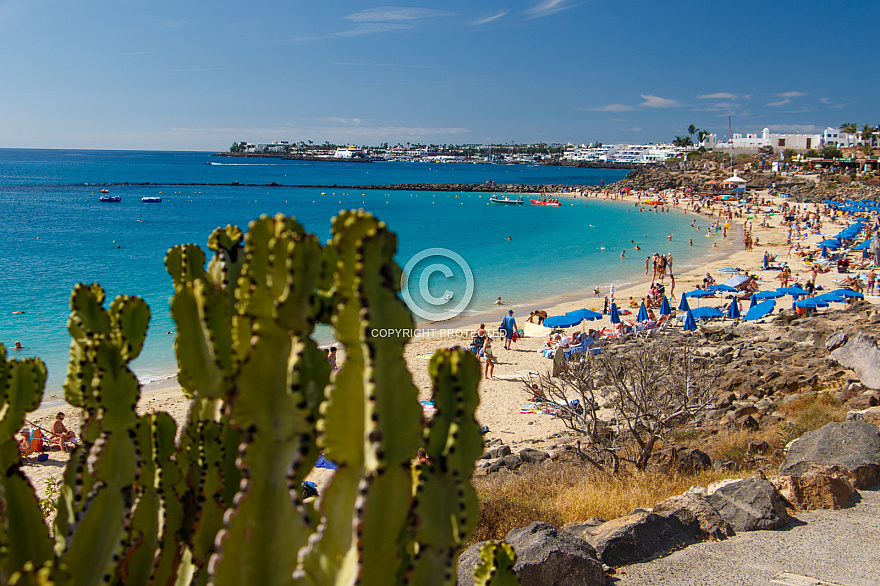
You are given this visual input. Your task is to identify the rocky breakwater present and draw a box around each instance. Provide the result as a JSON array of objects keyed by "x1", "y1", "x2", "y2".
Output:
[{"x1": 776, "y1": 180, "x2": 880, "y2": 203}]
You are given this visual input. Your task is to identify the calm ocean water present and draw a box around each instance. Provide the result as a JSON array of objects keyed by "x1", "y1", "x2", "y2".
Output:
[{"x1": 0, "y1": 149, "x2": 729, "y2": 396}]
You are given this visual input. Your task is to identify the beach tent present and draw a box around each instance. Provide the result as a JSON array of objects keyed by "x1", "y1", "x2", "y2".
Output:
[
  {"x1": 637, "y1": 302, "x2": 649, "y2": 322},
  {"x1": 682, "y1": 310, "x2": 697, "y2": 332},
  {"x1": 691, "y1": 306, "x2": 724, "y2": 321},
  {"x1": 659, "y1": 296, "x2": 671, "y2": 316},
  {"x1": 678, "y1": 295, "x2": 691, "y2": 312},
  {"x1": 744, "y1": 300, "x2": 776, "y2": 321},
  {"x1": 726, "y1": 300, "x2": 741, "y2": 319},
  {"x1": 609, "y1": 303, "x2": 621, "y2": 325}
]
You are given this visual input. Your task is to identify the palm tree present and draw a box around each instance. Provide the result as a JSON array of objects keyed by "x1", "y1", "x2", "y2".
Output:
[
  {"x1": 840, "y1": 122, "x2": 858, "y2": 134},
  {"x1": 698, "y1": 130, "x2": 710, "y2": 144},
  {"x1": 861, "y1": 124, "x2": 875, "y2": 144},
  {"x1": 687, "y1": 124, "x2": 698, "y2": 145}
]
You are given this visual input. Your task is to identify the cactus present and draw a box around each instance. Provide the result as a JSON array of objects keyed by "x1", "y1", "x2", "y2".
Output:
[
  {"x1": 472, "y1": 542, "x2": 519, "y2": 586},
  {"x1": 0, "y1": 211, "x2": 518, "y2": 586}
]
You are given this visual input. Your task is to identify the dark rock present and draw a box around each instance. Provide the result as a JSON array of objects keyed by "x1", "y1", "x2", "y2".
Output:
[
  {"x1": 458, "y1": 522, "x2": 604, "y2": 586},
  {"x1": 706, "y1": 477, "x2": 790, "y2": 532},
  {"x1": 480, "y1": 445, "x2": 512, "y2": 459},
  {"x1": 653, "y1": 492, "x2": 734, "y2": 540},
  {"x1": 713, "y1": 458, "x2": 736, "y2": 471},
  {"x1": 676, "y1": 448, "x2": 712, "y2": 472},
  {"x1": 830, "y1": 332, "x2": 880, "y2": 390},
  {"x1": 518, "y1": 448, "x2": 550, "y2": 465},
  {"x1": 780, "y1": 420, "x2": 880, "y2": 488},
  {"x1": 735, "y1": 414, "x2": 760, "y2": 431},
  {"x1": 567, "y1": 511, "x2": 700, "y2": 566},
  {"x1": 849, "y1": 392, "x2": 880, "y2": 410}
]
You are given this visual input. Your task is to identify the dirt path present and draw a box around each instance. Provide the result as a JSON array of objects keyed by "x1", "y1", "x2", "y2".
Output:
[{"x1": 609, "y1": 488, "x2": 880, "y2": 586}]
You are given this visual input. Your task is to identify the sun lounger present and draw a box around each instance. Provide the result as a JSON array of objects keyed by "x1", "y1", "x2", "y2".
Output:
[{"x1": 19, "y1": 429, "x2": 47, "y2": 464}]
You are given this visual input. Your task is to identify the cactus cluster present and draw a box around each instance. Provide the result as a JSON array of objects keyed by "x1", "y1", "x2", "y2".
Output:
[{"x1": 0, "y1": 212, "x2": 518, "y2": 585}]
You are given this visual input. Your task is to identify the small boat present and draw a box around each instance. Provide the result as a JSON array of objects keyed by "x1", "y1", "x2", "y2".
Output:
[
  {"x1": 489, "y1": 195, "x2": 524, "y2": 205},
  {"x1": 141, "y1": 196, "x2": 162, "y2": 203},
  {"x1": 530, "y1": 199, "x2": 561, "y2": 207},
  {"x1": 100, "y1": 189, "x2": 109, "y2": 193},
  {"x1": 100, "y1": 195, "x2": 121, "y2": 202}
]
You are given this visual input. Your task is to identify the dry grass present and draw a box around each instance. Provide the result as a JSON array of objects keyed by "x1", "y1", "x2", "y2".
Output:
[
  {"x1": 470, "y1": 462, "x2": 739, "y2": 544},
  {"x1": 777, "y1": 392, "x2": 848, "y2": 444}
]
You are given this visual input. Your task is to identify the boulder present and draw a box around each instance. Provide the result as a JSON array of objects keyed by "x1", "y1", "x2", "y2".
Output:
[
  {"x1": 652, "y1": 492, "x2": 734, "y2": 540},
  {"x1": 829, "y1": 332, "x2": 880, "y2": 390},
  {"x1": 847, "y1": 406, "x2": 880, "y2": 427},
  {"x1": 458, "y1": 522, "x2": 604, "y2": 586},
  {"x1": 780, "y1": 420, "x2": 880, "y2": 488},
  {"x1": 480, "y1": 445, "x2": 511, "y2": 460},
  {"x1": 849, "y1": 391, "x2": 880, "y2": 410},
  {"x1": 518, "y1": 448, "x2": 550, "y2": 465},
  {"x1": 566, "y1": 511, "x2": 700, "y2": 566},
  {"x1": 674, "y1": 448, "x2": 712, "y2": 472},
  {"x1": 769, "y1": 466, "x2": 855, "y2": 510},
  {"x1": 825, "y1": 330, "x2": 848, "y2": 351},
  {"x1": 705, "y1": 477, "x2": 790, "y2": 532}
]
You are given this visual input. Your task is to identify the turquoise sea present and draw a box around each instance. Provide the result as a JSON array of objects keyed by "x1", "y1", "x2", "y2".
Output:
[{"x1": 1, "y1": 149, "x2": 731, "y2": 396}]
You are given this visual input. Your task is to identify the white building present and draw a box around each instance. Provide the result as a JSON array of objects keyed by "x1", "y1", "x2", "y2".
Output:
[
  {"x1": 334, "y1": 147, "x2": 365, "y2": 159},
  {"x1": 822, "y1": 128, "x2": 859, "y2": 149}
]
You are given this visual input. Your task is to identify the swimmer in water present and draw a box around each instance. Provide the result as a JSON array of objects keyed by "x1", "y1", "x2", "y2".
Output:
[{"x1": 13, "y1": 341, "x2": 24, "y2": 350}]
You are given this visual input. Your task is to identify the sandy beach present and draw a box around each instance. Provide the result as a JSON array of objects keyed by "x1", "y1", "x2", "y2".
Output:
[{"x1": 20, "y1": 186, "x2": 875, "y2": 500}]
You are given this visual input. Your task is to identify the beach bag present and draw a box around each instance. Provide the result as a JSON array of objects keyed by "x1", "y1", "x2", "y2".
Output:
[
  {"x1": 37, "y1": 453, "x2": 49, "y2": 462},
  {"x1": 301, "y1": 481, "x2": 318, "y2": 499}
]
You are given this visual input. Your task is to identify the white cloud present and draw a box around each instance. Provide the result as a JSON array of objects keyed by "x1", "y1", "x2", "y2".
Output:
[
  {"x1": 344, "y1": 7, "x2": 455, "y2": 22},
  {"x1": 820, "y1": 97, "x2": 831, "y2": 104},
  {"x1": 697, "y1": 92, "x2": 738, "y2": 100},
  {"x1": 525, "y1": 0, "x2": 579, "y2": 18},
  {"x1": 777, "y1": 91, "x2": 805, "y2": 98},
  {"x1": 766, "y1": 98, "x2": 790, "y2": 107},
  {"x1": 640, "y1": 94, "x2": 682, "y2": 108},
  {"x1": 592, "y1": 104, "x2": 635, "y2": 112},
  {"x1": 324, "y1": 118, "x2": 362, "y2": 125},
  {"x1": 472, "y1": 11, "x2": 508, "y2": 25}
]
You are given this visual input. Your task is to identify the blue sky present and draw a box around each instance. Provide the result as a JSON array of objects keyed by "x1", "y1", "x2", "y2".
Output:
[{"x1": 1, "y1": 0, "x2": 876, "y2": 151}]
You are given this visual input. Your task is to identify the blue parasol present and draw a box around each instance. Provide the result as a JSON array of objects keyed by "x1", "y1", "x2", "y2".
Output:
[
  {"x1": 678, "y1": 295, "x2": 691, "y2": 312},
  {"x1": 795, "y1": 297, "x2": 829, "y2": 309},
  {"x1": 659, "y1": 296, "x2": 671, "y2": 316},
  {"x1": 682, "y1": 310, "x2": 697, "y2": 331},
  {"x1": 685, "y1": 289, "x2": 716, "y2": 298},
  {"x1": 753, "y1": 290, "x2": 784, "y2": 300},
  {"x1": 691, "y1": 306, "x2": 724, "y2": 320},
  {"x1": 726, "y1": 299, "x2": 741, "y2": 319},
  {"x1": 830, "y1": 288, "x2": 863, "y2": 299},
  {"x1": 609, "y1": 303, "x2": 621, "y2": 324},
  {"x1": 709, "y1": 284, "x2": 738, "y2": 293},
  {"x1": 543, "y1": 314, "x2": 583, "y2": 328},
  {"x1": 749, "y1": 295, "x2": 758, "y2": 310},
  {"x1": 818, "y1": 239, "x2": 841, "y2": 249},
  {"x1": 745, "y1": 299, "x2": 775, "y2": 320},
  {"x1": 776, "y1": 286, "x2": 809, "y2": 297},
  {"x1": 565, "y1": 308, "x2": 603, "y2": 321},
  {"x1": 637, "y1": 302, "x2": 649, "y2": 322}
]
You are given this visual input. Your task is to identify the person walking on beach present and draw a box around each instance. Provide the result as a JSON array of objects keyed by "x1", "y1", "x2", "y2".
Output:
[
  {"x1": 500, "y1": 310, "x2": 516, "y2": 350},
  {"x1": 645, "y1": 257, "x2": 650, "y2": 275},
  {"x1": 666, "y1": 253, "x2": 673, "y2": 276}
]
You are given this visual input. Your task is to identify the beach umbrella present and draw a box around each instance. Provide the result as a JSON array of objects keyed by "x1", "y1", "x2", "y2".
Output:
[
  {"x1": 678, "y1": 295, "x2": 691, "y2": 312},
  {"x1": 725, "y1": 299, "x2": 741, "y2": 319},
  {"x1": 744, "y1": 299, "x2": 776, "y2": 321},
  {"x1": 717, "y1": 267, "x2": 741, "y2": 274},
  {"x1": 609, "y1": 303, "x2": 621, "y2": 324},
  {"x1": 637, "y1": 302, "x2": 649, "y2": 322},
  {"x1": 659, "y1": 296, "x2": 671, "y2": 316},
  {"x1": 795, "y1": 297, "x2": 829, "y2": 309},
  {"x1": 830, "y1": 288, "x2": 864, "y2": 299},
  {"x1": 748, "y1": 295, "x2": 758, "y2": 310},
  {"x1": 724, "y1": 275, "x2": 750, "y2": 288},
  {"x1": 776, "y1": 286, "x2": 808, "y2": 297},
  {"x1": 709, "y1": 283, "x2": 738, "y2": 293},
  {"x1": 812, "y1": 292, "x2": 847, "y2": 304},
  {"x1": 682, "y1": 310, "x2": 697, "y2": 332},
  {"x1": 543, "y1": 314, "x2": 582, "y2": 329},
  {"x1": 691, "y1": 306, "x2": 724, "y2": 321},
  {"x1": 818, "y1": 239, "x2": 841, "y2": 249},
  {"x1": 684, "y1": 289, "x2": 716, "y2": 298},
  {"x1": 854, "y1": 239, "x2": 873, "y2": 251},
  {"x1": 753, "y1": 290, "x2": 784, "y2": 300},
  {"x1": 565, "y1": 308, "x2": 603, "y2": 321}
]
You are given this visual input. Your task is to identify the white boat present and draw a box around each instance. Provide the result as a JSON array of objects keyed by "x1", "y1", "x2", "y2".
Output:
[
  {"x1": 141, "y1": 196, "x2": 162, "y2": 203},
  {"x1": 489, "y1": 195, "x2": 524, "y2": 205}
]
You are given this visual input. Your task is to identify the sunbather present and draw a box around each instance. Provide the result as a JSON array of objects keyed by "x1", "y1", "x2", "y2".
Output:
[{"x1": 53, "y1": 412, "x2": 79, "y2": 453}]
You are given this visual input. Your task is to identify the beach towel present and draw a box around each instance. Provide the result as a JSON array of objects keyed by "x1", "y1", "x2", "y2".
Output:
[
  {"x1": 420, "y1": 400, "x2": 437, "y2": 414},
  {"x1": 519, "y1": 401, "x2": 561, "y2": 415},
  {"x1": 416, "y1": 353, "x2": 434, "y2": 359}
]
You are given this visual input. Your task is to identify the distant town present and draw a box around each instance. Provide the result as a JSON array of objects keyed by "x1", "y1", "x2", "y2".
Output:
[{"x1": 224, "y1": 123, "x2": 879, "y2": 166}]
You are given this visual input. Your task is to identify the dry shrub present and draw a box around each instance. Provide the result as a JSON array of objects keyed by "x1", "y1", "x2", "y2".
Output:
[
  {"x1": 470, "y1": 462, "x2": 738, "y2": 544},
  {"x1": 711, "y1": 427, "x2": 782, "y2": 470},
  {"x1": 777, "y1": 392, "x2": 847, "y2": 444}
]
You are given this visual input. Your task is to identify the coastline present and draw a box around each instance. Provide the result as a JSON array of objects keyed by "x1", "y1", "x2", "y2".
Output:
[{"x1": 25, "y1": 185, "x2": 865, "y2": 500}]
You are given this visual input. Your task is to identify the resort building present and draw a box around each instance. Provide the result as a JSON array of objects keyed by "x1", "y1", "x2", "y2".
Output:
[{"x1": 334, "y1": 147, "x2": 366, "y2": 159}]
